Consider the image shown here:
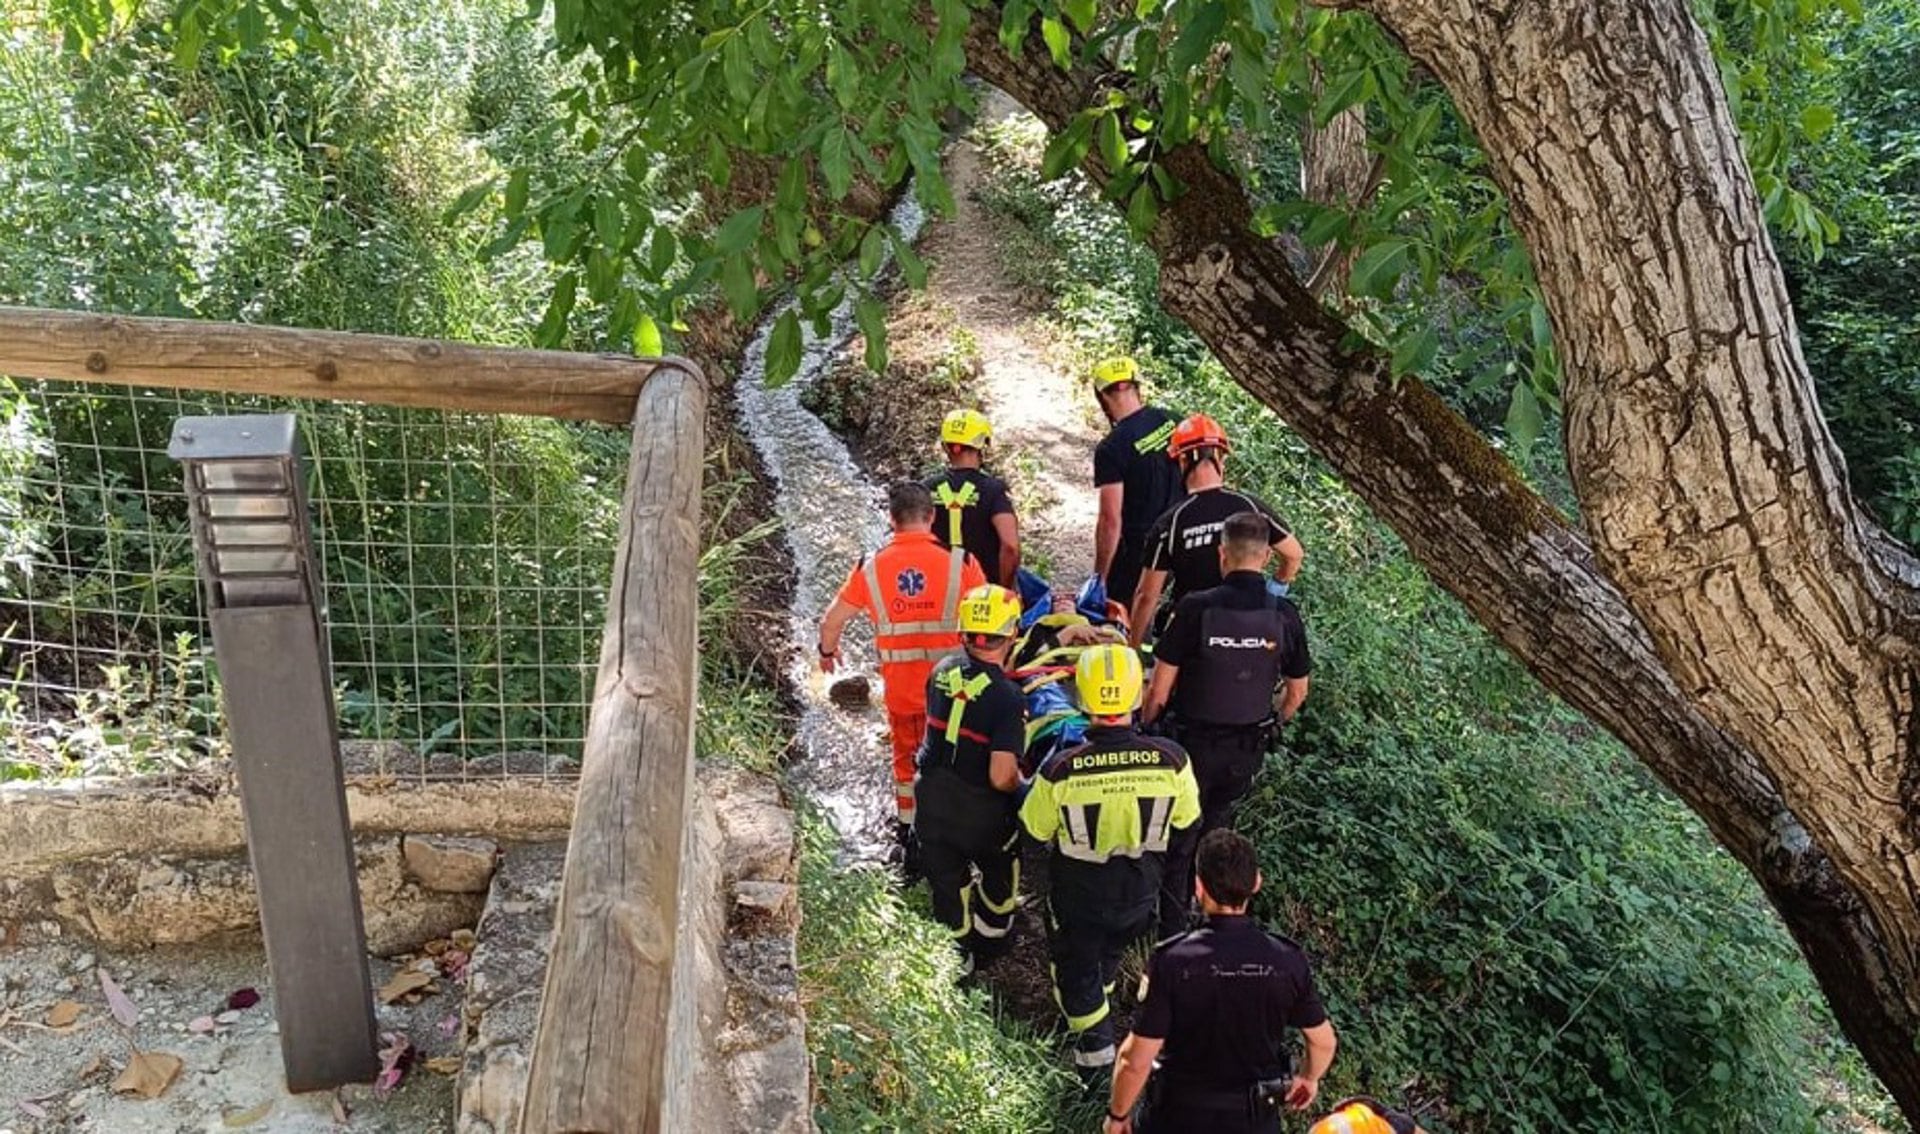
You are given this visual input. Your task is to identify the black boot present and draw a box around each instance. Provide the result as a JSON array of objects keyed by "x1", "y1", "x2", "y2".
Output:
[{"x1": 889, "y1": 821, "x2": 924, "y2": 885}]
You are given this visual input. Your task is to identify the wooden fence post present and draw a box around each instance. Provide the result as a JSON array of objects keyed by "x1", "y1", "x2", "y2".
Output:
[{"x1": 519, "y1": 361, "x2": 709, "y2": 1133}]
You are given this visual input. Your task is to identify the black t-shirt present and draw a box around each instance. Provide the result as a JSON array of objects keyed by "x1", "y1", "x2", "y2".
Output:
[
  {"x1": 1133, "y1": 915, "x2": 1327, "y2": 1093},
  {"x1": 1157, "y1": 572, "x2": 1311, "y2": 725},
  {"x1": 920, "y1": 655, "x2": 1025, "y2": 790},
  {"x1": 1093, "y1": 405, "x2": 1184, "y2": 545},
  {"x1": 925, "y1": 468, "x2": 1016, "y2": 580},
  {"x1": 1143, "y1": 487, "x2": 1293, "y2": 606}
]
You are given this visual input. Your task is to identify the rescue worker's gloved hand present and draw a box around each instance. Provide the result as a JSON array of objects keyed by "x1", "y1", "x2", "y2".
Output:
[{"x1": 1266, "y1": 578, "x2": 1290, "y2": 599}]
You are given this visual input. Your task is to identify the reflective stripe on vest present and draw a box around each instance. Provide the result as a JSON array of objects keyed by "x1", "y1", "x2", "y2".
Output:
[
  {"x1": 933, "y1": 479, "x2": 979, "y2": 548},
  {"x1": 935, "y1": 666, "x2": 994, "y2": 744},
  {"x1": 862, "y1": 544, "x2": 968, "y2": 668}
]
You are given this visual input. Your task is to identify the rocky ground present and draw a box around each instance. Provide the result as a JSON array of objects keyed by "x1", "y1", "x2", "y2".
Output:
[{"x1": 0, "y1": 940, "x2": 459, "y2": 1133}]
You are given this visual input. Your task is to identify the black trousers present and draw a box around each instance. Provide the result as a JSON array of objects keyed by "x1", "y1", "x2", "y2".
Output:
[
  {"x1": 1143, "y1": 1096, "x2": 1279, "y2": 1134},
  {"x1": 1157, "y1": 724, "x2": 1266, "y2": 937},
  {"x1": 1048, "y1": 888, "x2": 1154, "y2": 1072},
  {"x1": 916, "y1": 770, "x2": 1020, "y2": 955},
  {"x1": 1107, "y1": 535, "x2": 1149, "y2": 607}
]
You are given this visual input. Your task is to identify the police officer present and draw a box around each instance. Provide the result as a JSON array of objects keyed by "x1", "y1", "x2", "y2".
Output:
[
  {"x1": 926, "y1": 408, "x2": 1021, "y2": 588},
  {"x1": 1129, "y1": 414, "x2": 1303, "y2": 648},
  {"x1": 915, "y1": 584, "x2": 1027, "y2": 975},
  {"x1": 1090, "y1": 357, "x2": 1184, "y2": 608},
  {"x1": 1104, "y1": 829, "x2": 1338, "y2": 1134},
  {"x1": 1144, "y1": 510, "x2": 1311, "y2": 935},
  {"x1": 1021, "y1": 643, "x2": 1201, "y2": 1082}
]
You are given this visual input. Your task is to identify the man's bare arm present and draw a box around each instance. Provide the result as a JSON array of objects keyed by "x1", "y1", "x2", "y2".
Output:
[{"x1": 1094, "y1": 484, "x2": 1124, "y2": 579}]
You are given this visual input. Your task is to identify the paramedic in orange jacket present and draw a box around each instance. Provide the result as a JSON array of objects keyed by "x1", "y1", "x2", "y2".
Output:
[{"x1": 817, "y1": 481, "x2": 988, "y2": 849}]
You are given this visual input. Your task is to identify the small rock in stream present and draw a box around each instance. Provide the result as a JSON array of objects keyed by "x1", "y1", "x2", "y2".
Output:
[{"x1": 828, "y1": 675, "x2": 872, "y2": 708}]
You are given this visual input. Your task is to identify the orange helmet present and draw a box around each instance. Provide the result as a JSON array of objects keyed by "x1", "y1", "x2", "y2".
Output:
[
  {"x1": 1310, "y1": 1099, "x2": 1414, "y2": 1134},
  {"x1": 1169, "y1": 413, "x2": 1231, "y2": 461}
]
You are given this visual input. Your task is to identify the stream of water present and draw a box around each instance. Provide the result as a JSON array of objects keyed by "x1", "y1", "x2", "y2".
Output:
[{"x1": 735, "y1": 197, "x2": 928, "y2": 862}]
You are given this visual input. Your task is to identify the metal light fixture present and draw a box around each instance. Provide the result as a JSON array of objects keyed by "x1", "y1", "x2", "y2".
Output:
[
  {"x1": 173, "y1": 414, "x2": 319, "y2": 612},
  {"x1": 169, "y1": 413, "x2": 380, "y2": 1092}
]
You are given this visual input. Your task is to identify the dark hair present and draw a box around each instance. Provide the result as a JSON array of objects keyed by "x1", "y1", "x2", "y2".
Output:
[
  {"x1": 1197, "y1": 828, "x2": 1259, "y2": 907},
  {"x1": 888, "y1": 481, "x2": 935, "y2": 525},
  {"x1": 1221, "y1": 511, "x2": 1272, "y2": 561}
]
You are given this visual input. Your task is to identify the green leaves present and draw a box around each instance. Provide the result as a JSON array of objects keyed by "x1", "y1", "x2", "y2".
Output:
[
  {"x1": 1506, "y1": 381, "x2": 1544, "y2": 458},
  {"x1": 1168, "y1": 0, "x2": 1226, "y2": 73},
  {"x1": 1041, "y1": 17, "x2": 1072, "y2": 68},
  {"x1": 714, "y1": 206, "x2": 765, "y2": 258},
  {"x1": 1350, "y1": 239, "x2": 1410, "y2": 300},
  {"x1": 1799, "y1": 103, "x2": 1836, "y2": 141},
  {"x1": 766, "y1": 310, "x2": 803, "y2": 385},
  {"x1": 855, "y1": 296, "x2": 889, "y2": 373},
  {"x1": 1041, "y1": 115, "x2": 1094, "y2": 180}
]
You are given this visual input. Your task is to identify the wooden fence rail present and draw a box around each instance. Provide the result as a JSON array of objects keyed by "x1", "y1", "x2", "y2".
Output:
[
  {"x1": 0, "y1": 305, "x2": 659, "y2": 422},
  {"x1": 0, "y1": 304, "x2": 711, "y2": 1129}
]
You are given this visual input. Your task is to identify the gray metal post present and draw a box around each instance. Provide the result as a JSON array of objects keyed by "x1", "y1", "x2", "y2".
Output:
[{"x1": 169, "y1": 414, "x2": 380, "y2": 1092}]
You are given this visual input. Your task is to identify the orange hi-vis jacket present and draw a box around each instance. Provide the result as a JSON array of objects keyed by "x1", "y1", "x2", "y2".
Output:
[
  {"x1": 836, "y1": 531, "x2": 987, "y2": 703},
  {"x1": 835, "y1": 531, "x2": 987, "y2": 823}
]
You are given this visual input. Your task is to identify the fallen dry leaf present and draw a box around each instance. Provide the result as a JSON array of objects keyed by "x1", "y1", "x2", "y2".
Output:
[
  {"x1": 112, "y1": 1051, "x2": 183, "y2": 1100},
  {"x1": 221, "y1": 1099, "x2": 275, "y2": 1127},
  {"x1": 226, "y1": 988, "x2": 261, "y2": 1012},
  {"x1": 46, "y1": 1000, "x2": 83, "y2": 1029},
  {"x1": 17, "y1": 1099, "x2": 50, "y2": 1119},
  {"x1": 187, "y1": 1016, "x2": 216, "y2": 1034},
  {"x1": 377, "y1": 970, "x2": 435, "y2": 1005},
  {"x1": 424, "y1": 1055, "x2": 462, "y2": 1075},
  {"x1": 450, "y1": 929, "x2": 476, "y2": 950},
  {"x1": 330, "y1": 1093, "x2": 350, "y2": 1125},
  {"x1": 97, "y1": 970, "x2": 138, "y2": 1030},
  {"x1": 422, "y1": 939, "x2": 449, "y2": 957},
  {"x1": 76, "y1": 1052, "x2": 105, "y2": 1079},
  {"x1": 374, "y1": 1032, "x2": 414, "y2": 1096}
]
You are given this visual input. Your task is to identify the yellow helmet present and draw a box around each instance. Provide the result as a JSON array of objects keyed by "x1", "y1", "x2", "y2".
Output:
[
  {"x1": 957, "y1": 584, "x2": 1023, "y2": 639},
  {"x1": 1091, "y1": 356, "x2": 1140, "y2": 392},
  {"x1": 939, "y1": 408, "x2": 993, "y2": 450},
  {"x1": 1075, "y1": 643, "x2": 1144, "y2": 716}
]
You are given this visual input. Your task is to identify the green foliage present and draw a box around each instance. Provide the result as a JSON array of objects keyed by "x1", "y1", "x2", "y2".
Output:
[
  {"x1": 974, "y1": 118, "x2": 1899, "y2": 1131},
  {"x1": 794, "y1": 815, "x2": 1084, "y2": 1132},
  {"x1": 1777, "y1": 1, "x2": 1920, "y2": 542}
]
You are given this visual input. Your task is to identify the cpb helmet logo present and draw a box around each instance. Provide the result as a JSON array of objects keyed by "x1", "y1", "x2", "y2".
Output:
[{"x1": 896, "y1": 567, "x2": 927, "y2": 597}]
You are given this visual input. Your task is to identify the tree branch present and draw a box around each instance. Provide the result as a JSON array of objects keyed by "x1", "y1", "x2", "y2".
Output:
[{"x1": 963, "y1": 6, "x2": 1920, "y2": 1113}]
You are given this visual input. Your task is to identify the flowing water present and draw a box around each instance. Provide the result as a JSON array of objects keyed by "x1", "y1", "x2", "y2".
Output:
[{"x1": 735, "y1": 197, "x2": 927, "y2": 861}]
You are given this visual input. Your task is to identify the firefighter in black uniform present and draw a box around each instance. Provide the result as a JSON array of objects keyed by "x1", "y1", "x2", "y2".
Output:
[
  {"x1": 1104, "y1": 829, "x2": 1338, "y2": 1134},
  {"x1": 1021, "y1": 643, "x2": 1201, "y2": 1081},
  {"x1": 1144, "y1": 510, "x2": 1311, "y2": 935},
  {"x1": 1129, "y1": 414, "x2": 1304, "y2": 648},
  {"x1": 916, "y1": 583, "x2": 1028, "y2": 975},
  {"x1": 926, "y1": 408, "x2": 1022, "y2": 588},
  {"x1": 1090, "y1": 357, "x2": 1185, "y2": 608}
]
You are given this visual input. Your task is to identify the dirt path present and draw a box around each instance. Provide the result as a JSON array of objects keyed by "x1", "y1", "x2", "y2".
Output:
[{"x1": 918, "y1": 90, "x2": 1103, "y2": 585}]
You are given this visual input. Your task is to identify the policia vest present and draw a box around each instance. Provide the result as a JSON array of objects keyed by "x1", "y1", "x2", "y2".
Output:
[{"x1": 1160, "y1": 574, "x2": 1305, "y2": 729}]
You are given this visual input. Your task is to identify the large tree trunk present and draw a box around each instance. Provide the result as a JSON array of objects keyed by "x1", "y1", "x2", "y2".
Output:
[
  {"x1": 965, "y1": 6, "x2": 1920, "y2": 1118},
  {"x1": 1299, "y1": 96, "x2": 1374, "y2": 297}
]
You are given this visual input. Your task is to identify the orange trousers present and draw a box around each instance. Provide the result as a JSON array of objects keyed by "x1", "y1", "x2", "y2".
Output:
[{"x1": 882, "y1": 660, "x2": 934, "y2": 824}]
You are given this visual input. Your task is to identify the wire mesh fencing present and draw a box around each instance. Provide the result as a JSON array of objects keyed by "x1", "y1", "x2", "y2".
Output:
[{"x1": 0, "y1": 378, "x2": 629, "y2": 783}]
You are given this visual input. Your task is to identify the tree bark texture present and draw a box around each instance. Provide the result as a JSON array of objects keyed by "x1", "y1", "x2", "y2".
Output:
[
  {"x1": 1299, "y1": 94, "x2": 1375, "y2": 297},
  {"x1": 966, "y1": 6, "x2": 1920, "y2": 1117}
]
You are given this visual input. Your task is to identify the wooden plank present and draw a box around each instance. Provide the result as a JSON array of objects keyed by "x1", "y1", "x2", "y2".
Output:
[
  {"x1": 210, "y1": 604, "x2": 380, "y2": 1091},
  {"x1": 0, "y1": 305, "x2": 661, "y2": 422},
  {"x1": 519, "y1": 361, "x2": 708, "y2": 1134}
]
